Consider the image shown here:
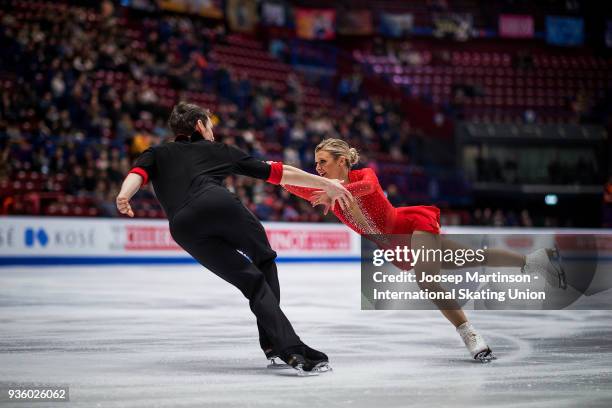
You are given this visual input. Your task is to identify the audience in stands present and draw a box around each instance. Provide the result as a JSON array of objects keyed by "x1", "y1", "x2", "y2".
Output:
[{"x1": 2, "y1": 2, "x2": 606, "y2": 227}]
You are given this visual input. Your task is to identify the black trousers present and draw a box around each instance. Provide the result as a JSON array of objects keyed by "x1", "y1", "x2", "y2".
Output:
[{"x1": 169, "y1": 183, "x2": 303, "y2": 353}]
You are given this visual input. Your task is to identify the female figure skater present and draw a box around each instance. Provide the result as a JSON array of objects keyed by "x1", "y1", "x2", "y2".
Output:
[
  {"x1": 283, "y1": 138, "x2": 565, "y2": 362},
  {"x1": 116, "y1": 103, "x2": 354, "y2": 375}
]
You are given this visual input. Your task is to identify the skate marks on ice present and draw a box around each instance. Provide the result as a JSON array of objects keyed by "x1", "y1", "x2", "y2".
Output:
[{"x1": 0, "y1": 264, "x2": 611, "y2": 407}]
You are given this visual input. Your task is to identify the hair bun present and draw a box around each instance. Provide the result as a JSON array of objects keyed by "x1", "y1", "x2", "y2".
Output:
[
  {"x1": 314, "y1": 138, "x2": 359, "y2": 168},
  {"x1": 348, "y1": 148, "x2": 359, "y2": 165}
]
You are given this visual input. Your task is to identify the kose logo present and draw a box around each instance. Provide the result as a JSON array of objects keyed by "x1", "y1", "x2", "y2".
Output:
[
  {"x1": 23, "y1": 227, "x2": 95, "y2": 249},
  {"x1": 25, "y1": 228, "x2": 49, "y2": 247}
]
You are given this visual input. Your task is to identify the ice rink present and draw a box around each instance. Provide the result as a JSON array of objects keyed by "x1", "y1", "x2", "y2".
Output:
[{"x1": 1, "y1": 262, "x2": 611, "y2": 407}]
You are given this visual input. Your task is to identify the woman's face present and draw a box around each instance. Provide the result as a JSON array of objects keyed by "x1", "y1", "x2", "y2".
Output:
[{"x1": 315, "y1": 150, "x2": 346, "y2": 179}]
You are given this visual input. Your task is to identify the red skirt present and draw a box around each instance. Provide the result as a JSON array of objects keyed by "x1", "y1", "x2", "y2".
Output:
[
  {"x1": 366, "y1": 206, "x2": 441, "y2": 271},
  {"x1": 390, "y1": 205, "x2": 441, "y2": 235}
]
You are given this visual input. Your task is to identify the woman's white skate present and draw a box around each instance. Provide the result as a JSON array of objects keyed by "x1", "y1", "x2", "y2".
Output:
[
  {"x1": 522, "y1": 246, "x2": 567, "y2": 289},
  {"x1": 457, "y1": 322, "x2": 497, "y2": 363}
]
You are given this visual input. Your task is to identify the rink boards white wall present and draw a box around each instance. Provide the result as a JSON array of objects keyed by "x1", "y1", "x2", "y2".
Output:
[
  {"x1": 0, "y1": 216, "x2": 609, "y2": 266},
  {"x1": 0, "y1": 216, "x2": 361, "y2": 265}
]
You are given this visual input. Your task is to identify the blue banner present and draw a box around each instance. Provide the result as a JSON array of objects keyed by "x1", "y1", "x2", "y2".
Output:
[{"x1": 546, "y1": 16, "x2": 584, "y2": 46}]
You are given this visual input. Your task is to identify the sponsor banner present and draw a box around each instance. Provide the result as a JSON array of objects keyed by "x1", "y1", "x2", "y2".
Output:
[
  {"x1": 1, "y1": 217, "x2": 609, "y2": 266},
  {"x1": 433, "y1": 12, "x2": 474, "y2": 41},
  {"x1": 499, "y1": 14, "x2": 534, "y2": 39},
  {"x1": 337, "y1": 10, "x2": 373, "y2": 36},
  {"x1": 295, "y1": 8, "x2": 336, "y2": 40},
  {"x1": 0, "y1": 217, "x2": 360, "y2": 264},
  {"x1": 157, "y1": 0, "x2": 223, "y2": 18},
  {"x1": 226, "y1": 0, "x2": 259, "y2": 33},
  {"x1": 546, "y1": 16, "x2": 584, "y2": 46},
  {"x1": 379, "y1": 12, "x2": 413, "y2": 38}
]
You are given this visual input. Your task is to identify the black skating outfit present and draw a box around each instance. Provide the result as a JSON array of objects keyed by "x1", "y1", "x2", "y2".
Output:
[{"x1": 129, "y1": 139, "x2": 302, "y2": 353}]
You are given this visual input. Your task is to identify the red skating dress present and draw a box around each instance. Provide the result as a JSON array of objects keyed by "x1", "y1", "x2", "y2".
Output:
[{"x1": 283, "y1": 167, "x2": 441, "y2": 236}]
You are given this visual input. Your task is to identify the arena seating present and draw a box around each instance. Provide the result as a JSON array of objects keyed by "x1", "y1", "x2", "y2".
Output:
[{"x1": 354, "y1": 45, "x2": 612, "y2": 123}]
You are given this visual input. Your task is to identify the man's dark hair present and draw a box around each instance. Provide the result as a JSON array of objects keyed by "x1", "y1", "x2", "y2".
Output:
[{"x1": 168, "y1": 102, "x2": 211, "y2": 139}]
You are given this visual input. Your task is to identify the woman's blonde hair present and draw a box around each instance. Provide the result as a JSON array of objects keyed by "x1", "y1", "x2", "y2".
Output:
[{"x1": 315, "y1": 138, "x2": 359, "y2": 168}]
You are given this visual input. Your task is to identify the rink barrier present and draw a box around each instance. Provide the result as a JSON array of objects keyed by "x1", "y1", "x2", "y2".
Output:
[
  {"x1": 0, "y1": 216, "x2": 609, "y2": 266},
  {"x1": 0, "y1": 216, "x2": 361, "y2": 266}
]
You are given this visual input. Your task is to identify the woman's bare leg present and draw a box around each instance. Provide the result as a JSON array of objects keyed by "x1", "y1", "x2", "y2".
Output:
[
  {"x1": 440, "y1": 237, "x2": 526, "y2": 269},
  {"x1": 411, "y1": 231, "x2": 495, "y2": 361},
  {"x1": 411, "y1": 231, "x2": 467, "y2": 327}
]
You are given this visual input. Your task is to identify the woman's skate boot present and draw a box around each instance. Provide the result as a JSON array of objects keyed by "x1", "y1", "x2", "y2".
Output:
[{"x1": 457, "y1": 322, "x2": 496, "y2": 363}]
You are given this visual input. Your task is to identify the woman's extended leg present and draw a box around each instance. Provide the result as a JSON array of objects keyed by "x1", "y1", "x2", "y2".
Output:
[
  {"x1": 441, "y1": 237, "x2": 567, "y2": 291},
  {"x1": 440, "y1": 237, "x2": 526, "y2": 269},
  {"x1": 411, "y1": 231, "x2": 467, "y2": 327},
  {"x1": 412, "y1": 230, "x2": 495, "y2": 362}
]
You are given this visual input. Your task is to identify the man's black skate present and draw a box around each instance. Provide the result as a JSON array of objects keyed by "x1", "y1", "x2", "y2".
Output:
[
  {"x1": 303, "y1": 345, "x2": 328, "y2": 362},
  {"x1": 265, "y1": 349, "x2": 291, "y2": 370},
  {"x1": 279, "y1": 346, "x2": 332, "y2": 376},
  {"x1": 303, "y1": 345, "x2": 332, "y2": 373}
]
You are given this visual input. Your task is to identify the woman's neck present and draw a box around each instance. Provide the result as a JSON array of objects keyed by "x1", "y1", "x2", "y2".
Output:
[{"x1": 340, "y1": 167, "x2": 350, "y2": 184}]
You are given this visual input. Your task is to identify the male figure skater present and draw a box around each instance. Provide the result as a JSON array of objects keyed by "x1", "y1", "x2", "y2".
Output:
[{"x1": 116, "y1": 102, "x2": 353, "y2": 374}]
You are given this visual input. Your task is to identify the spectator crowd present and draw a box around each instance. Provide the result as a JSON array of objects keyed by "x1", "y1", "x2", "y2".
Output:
[{"x1": 2, "y1": 1, "x2": 600, "y2": 227}]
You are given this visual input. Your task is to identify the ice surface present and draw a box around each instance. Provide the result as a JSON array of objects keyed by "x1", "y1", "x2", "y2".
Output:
[{"x1": 0, "y1": 263, "x2": 611, "y2": 407}]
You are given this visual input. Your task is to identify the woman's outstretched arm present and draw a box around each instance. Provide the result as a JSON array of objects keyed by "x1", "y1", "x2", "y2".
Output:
[
  {"x1": 229, "y1": 147, "x2": 355, "y2": 210},
  {"x1": 282, "y1": 184, "x2": 318, "y2": 202},
  {"x1": 278, "y1": 164, "x2": 355, "y2": 211}
]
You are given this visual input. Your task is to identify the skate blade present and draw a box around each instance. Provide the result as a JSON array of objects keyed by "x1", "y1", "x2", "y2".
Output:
[
  {"x1": 311, "y1": 361, "x2": 332, "y2": 373},
  {"x1": 474, "y1": 349, "x2": 497, "y2": 363},
  {"x1": 549, "y1": 246, "x2": 568, "y2": 290},
  {"x1": 267, "y1": 360, "x2": 292, "y2": 370},
  {"x1": 294, "y1": 362, "x2": 333, "y2": 377},
  {"x1": 294, "y1": 364, "x2": 320, "y2": 377}
]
